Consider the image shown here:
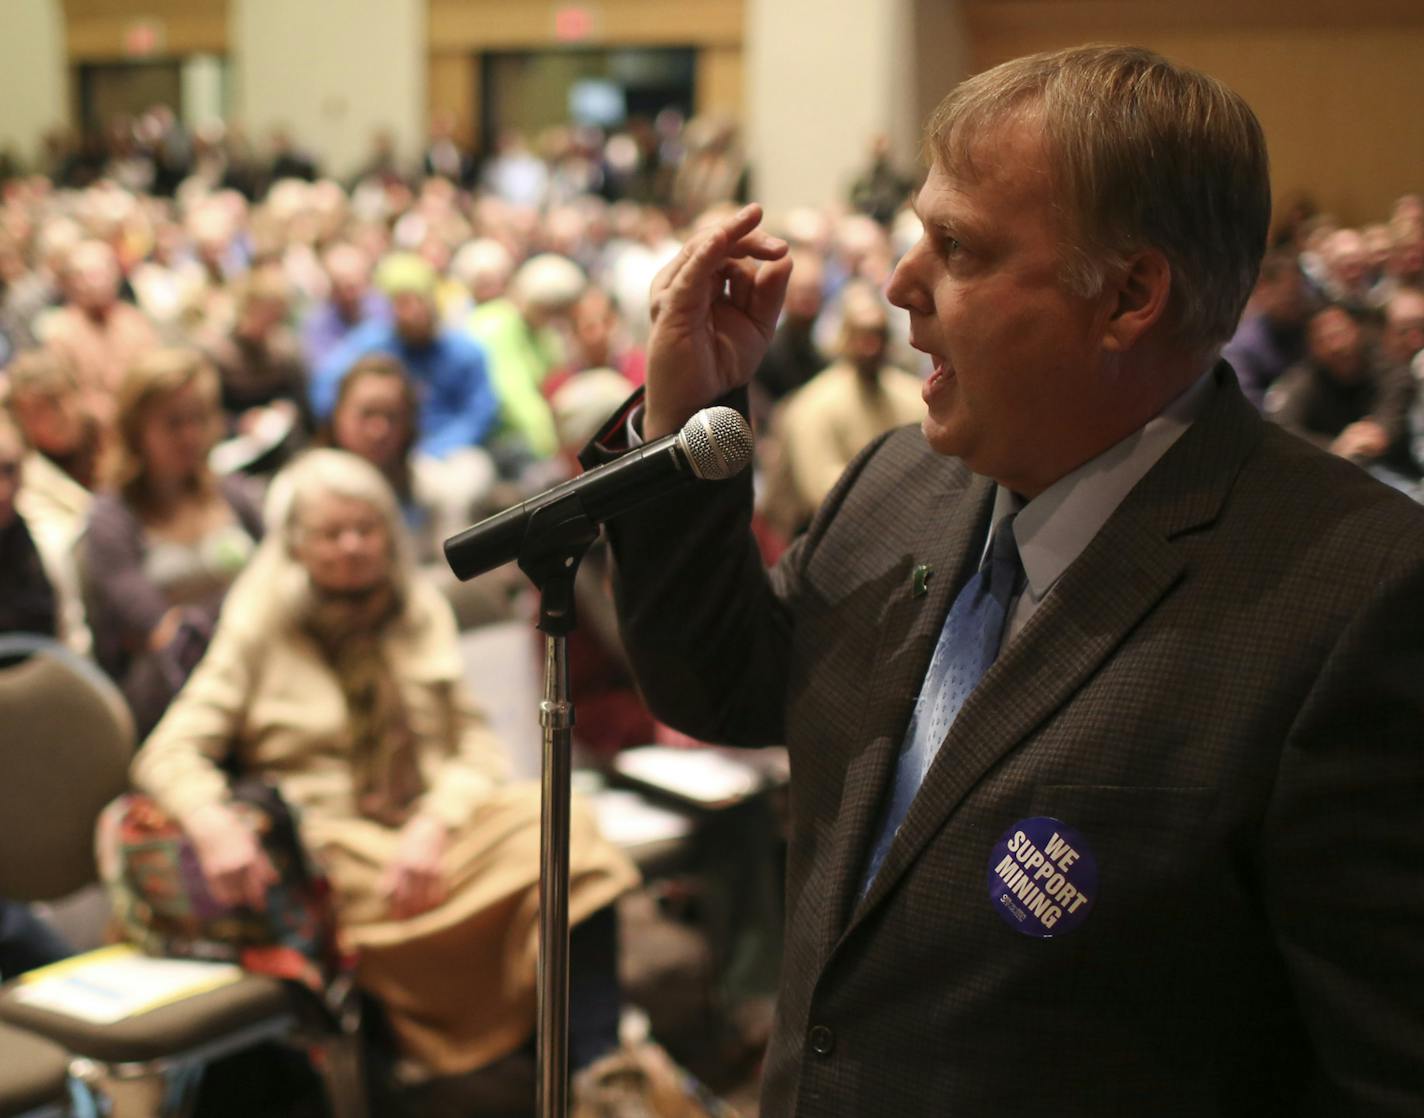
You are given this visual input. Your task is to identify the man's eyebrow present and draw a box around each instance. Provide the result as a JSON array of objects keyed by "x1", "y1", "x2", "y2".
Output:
[
  {"x1": 911, "y1": 198, "x2": 952, "y2": 229},
  {"x1": 910, "y1": 195, "x2": 988, "y2": 245}
]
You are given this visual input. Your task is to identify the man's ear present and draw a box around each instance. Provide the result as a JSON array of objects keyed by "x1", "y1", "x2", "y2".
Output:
[{"x1": 1101, "y1": 249, "x2": 1171, "y2": 353}]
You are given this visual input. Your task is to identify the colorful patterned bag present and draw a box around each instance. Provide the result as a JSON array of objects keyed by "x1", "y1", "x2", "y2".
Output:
[{"x1": 96, "y1": 779, "x2": 345, "y2": 996}]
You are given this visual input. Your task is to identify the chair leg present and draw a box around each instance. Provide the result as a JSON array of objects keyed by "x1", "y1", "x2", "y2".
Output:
[
  {"x1": 66, "y1": 1060, "x2": 109, "y2": 1118},
  {"x1": 314, "y1": 1032, "x2": 368, "y2": 1118},
  {"x1": 92, "y1": 1071, "x2": 165, "y2": 1118},
  {"x1": 160, "y1": 1064, "x2": 205, "y2": 1118}
]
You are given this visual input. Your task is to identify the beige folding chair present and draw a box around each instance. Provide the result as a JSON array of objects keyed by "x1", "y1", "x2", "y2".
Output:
[
  {"x1": 0, "y1": 636, "x2": 366, "y2": 1118},
  {"x1": 0, "y1": 1022, "x2": 97, "y2": 1118}
]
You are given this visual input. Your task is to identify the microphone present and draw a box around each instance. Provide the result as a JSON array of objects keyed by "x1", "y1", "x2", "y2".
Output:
[{"x1": 444, "y1": 405, "x2": 754, "y2": 581}]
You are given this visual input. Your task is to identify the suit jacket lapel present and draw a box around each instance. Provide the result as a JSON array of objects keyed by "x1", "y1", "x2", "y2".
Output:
[
  {"x1": 841, "y1": 366, "x2": 1265, "y2": 935},
  {"x1": 813, "y1": 469, "x2": 995, "y2": 953}
]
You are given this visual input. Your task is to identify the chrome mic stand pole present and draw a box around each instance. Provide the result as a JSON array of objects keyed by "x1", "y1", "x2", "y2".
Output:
[
  {"x1": 536, "y1": 630, "x2": 573, "y2": 1118},
  {"x1": 515, "y1": 494, "x2": 598, "y2": 1118}
]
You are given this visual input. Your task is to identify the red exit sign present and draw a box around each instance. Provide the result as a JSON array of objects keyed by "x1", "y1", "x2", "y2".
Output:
[
  {"x1": 553, "y1": 5, "x2": 597, "y2": 42},
  {"x1": 123, "y1": 18, "x2": 165, "y2": 57}
]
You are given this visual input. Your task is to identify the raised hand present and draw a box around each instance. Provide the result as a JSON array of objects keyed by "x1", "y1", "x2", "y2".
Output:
[{"x1": 644, "y1": 204, "x2": 792, "y2": 440}]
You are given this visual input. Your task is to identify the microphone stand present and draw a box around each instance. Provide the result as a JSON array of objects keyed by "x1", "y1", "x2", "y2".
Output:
[
  {"x1": 442, "y1": 407, "x2": 751, "y2": 1115},
  {"x1": 513, "y1": 492, "x2": 600, "y2": 1118}
]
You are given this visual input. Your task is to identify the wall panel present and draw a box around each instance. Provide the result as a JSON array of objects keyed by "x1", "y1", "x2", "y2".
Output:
[
  {"x1": 696, "y1": 46, "x2": 743, "y2": 119},
  {"x1": 428, "y1": 52, "x2": 480, "y2": 145},
  {"x1": 0, "y1": 0, "x2": 67, "y2": 165},
  {"x1": 63, "y1": 0, "x2": 228, "y2": 60},
  {"x1": 964, "y1": 0, "x2": 1424, "y2": 226},
  {"x1": 428, "y1": 0, "x2": 743, "y2": 51},
  {"x1": 232, "y1": 0, "x2": 424, "y2": 179},
  {"x1": 426, "y1": 0, "x2": 744, "y2": 151}
]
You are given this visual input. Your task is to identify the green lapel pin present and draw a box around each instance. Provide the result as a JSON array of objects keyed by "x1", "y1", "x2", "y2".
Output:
[{"x1": 912, "y1": 563, "x2": 933, "y2": 598}]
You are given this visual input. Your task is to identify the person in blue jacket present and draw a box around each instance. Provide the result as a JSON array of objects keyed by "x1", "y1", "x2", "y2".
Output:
[{"x1": 312, "y1": 253, "x2": 498, "y2": 537}]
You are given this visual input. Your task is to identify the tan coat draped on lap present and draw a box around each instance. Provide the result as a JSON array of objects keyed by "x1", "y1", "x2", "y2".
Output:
[{"x1": 132, "y1": 573, "x2": 639, "y2": 1074}]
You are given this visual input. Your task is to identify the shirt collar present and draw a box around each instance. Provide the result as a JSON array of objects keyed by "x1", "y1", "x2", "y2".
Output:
[{"x1": 985, "y1": 370, "x2": 1216, "y2": 601}]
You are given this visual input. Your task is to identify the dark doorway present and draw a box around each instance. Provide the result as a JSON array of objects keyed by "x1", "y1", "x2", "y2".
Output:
[
  {"x1": 78, "y1": 60, "x2": 184, "y2": 136},
  {"x1": 479, "y1": 46, "x2": 696, "y2": 155}
]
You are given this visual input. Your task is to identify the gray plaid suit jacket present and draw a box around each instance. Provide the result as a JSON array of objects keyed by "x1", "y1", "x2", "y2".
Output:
[{"x1": 598, "y1": 365, "x2": 1424, "y2": 1116}]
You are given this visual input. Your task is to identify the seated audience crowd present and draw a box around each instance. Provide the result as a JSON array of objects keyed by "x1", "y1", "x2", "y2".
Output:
[
  {"x1": 120, "y1": 448, "x2": 638, "y2": 1085},
  {"x1": 1, "y1": 109, "x2": 1422, "y2": 1112}
]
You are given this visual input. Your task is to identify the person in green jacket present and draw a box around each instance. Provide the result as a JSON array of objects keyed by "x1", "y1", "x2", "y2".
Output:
[{"x1": 466, "y1": 253, "x2": 586, "y2": 479}]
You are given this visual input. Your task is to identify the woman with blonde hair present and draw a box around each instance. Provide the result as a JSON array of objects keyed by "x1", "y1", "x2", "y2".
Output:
[
  {"x1": 125, "y1": 449, "x2": 644, "y2": 1097},
  {"x1": 84, "y1": 346, "x2": 261, "y2": 734}
]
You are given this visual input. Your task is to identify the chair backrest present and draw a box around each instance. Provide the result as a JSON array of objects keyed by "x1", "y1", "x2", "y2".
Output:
[{"x1": 0, "y1": 635, "x2": 134, "y2": 901}]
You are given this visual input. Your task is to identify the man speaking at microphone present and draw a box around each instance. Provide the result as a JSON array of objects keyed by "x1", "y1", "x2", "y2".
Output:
[{"x1": 583, "y1": 46, "x2": 1424, "y2": 1115}]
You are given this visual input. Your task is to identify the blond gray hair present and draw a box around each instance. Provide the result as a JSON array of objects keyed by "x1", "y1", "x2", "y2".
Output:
[
  {"x1": 510, "y1": 253, "x2": 586, "y2": 314},
  {"x1": 927, "y1": 44, "x2": 1270, "y2": 356},
  {"x1": 109, "y1": 348, "x2": 221, "y2": 512},
  {"x1": 259, "y1": 448, "x2": 417, "y2": 608}
]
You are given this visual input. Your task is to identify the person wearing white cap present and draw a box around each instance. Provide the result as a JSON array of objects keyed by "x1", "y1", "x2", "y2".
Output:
[{"x1": 467, "y1": 252, "x2": 587, "y2": 473}]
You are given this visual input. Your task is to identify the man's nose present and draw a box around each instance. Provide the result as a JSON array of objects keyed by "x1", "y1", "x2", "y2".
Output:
[{"x1": 885, "y1": 245, "x2": 928, "y2": 314}]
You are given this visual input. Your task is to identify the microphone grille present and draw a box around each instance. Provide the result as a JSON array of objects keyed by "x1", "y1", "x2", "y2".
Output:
[{"x1": 678, "y1": 406, "x2": 754, "y2": 481}]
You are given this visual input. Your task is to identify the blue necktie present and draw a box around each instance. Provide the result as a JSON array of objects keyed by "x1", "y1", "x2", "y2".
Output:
[{"x1": 859, "y1": 515, "x2": 1024, "y2": 896}]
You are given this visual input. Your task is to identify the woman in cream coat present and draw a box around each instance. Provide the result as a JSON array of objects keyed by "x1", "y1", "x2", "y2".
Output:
[{"x1": 130, "y1": 449, "x2": 639, "y2": 1076}]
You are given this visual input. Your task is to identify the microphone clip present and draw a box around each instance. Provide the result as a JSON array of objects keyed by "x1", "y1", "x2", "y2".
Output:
[{"x1": 516, "y1": 491, "x2": 600, "y2": 637}]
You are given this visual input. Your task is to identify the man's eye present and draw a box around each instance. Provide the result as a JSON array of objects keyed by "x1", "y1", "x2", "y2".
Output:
[{"x1": 928, "y1": 229, "x2": 960, "y2": 257}]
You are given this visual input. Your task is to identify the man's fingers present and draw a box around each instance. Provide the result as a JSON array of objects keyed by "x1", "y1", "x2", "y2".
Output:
[
  {"x1": 658, "y1": 225, "x2": 784, "y2": 294},
  {"x1": 653, "y1": 209, "x2": 747, "y2": 295},
  {"x1": 650, "y1": 239, "x2": 696, "y2": 305},
  {"x1": 665, "y1": 225, "x2": 741, "y2": 302},
  {"x1": 716, "y1": 203, "x2": 771, "y2": 247},
  {"x1": 726, "y1": 228, "x2": 789, "y2": 262},
  {"x1": 663, "y1": 207, "x2": 785, "y2": 304},
  {"x1": 722, "y1": 259, "x2": 756, "y2": 310},
  {"x1": 747, "y1": 255, "x2": 795, "y2": 335}
]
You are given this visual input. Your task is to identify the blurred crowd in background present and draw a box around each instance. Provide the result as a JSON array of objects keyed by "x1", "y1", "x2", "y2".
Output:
[
  {"x1": 4, "y1": 101, "x2": 1424, "y2": 751},
  {"x1": 0, "y1": 105, "x2": 939, "y2": 705}
]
